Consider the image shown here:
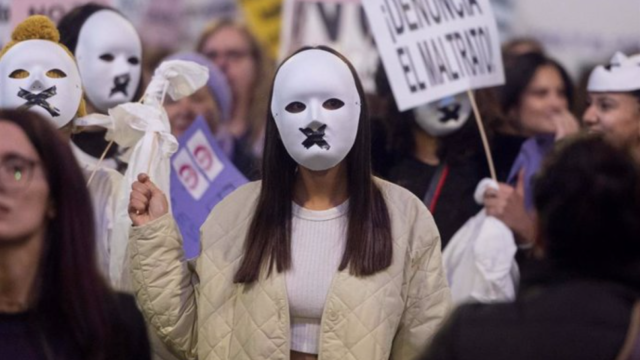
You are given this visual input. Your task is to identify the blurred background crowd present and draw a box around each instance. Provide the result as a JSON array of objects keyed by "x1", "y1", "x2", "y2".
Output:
[{"x1": 1, "y1": 0, "x2": 640, "y2": 359}]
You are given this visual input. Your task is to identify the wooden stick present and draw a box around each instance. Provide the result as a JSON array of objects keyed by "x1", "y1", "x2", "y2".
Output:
[
  {"x1": 86, "y1": 139, "x2": 115, "y2": 187},
  {"x1": 159, "y1": 82, "x2": 170, "y2": 106},
  {"x1": 85, "y1": 93, "x2": 148, "y2": 187},
  {"x1": 467, "y1": 89, "x2": 497, "y2": 182}
]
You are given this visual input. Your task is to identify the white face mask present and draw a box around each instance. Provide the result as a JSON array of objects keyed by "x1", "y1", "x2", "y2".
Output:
[
  {"x1": 75, "y1": 10, "x2": 142, "y2": 113},
  {"x1": 413, "y1": 94, "x2": 471, "y2": 137},
  {"x1": 0, "y1": 40, "x2": 83, "y2": 128},
  {"x1": 271, "y1": 50, "x2": 361, "y2": 171}
]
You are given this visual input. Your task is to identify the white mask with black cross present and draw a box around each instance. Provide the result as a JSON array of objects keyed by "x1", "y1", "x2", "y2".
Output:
[
  {"x1": 74, "y1": 10, "x2": 142, "y2": 113},
  {"x1": 413, "y1": 93, "x2": 472, "y2": 137},
  {"x1": 270, "y1": 49, "x2": 362, "y2": 171},
  {"x1": 0, "y1": 39, "x2": 83, "y2": 128}
]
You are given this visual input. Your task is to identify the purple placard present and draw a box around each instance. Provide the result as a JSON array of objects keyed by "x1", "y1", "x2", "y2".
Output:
[{"x1": 170, "y1": 116, "x2": 248, "y2": 258}]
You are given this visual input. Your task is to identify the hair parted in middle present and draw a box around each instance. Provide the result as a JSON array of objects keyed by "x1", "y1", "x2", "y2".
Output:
[{"x1": 234, "y1": 46, "x2": 393, "y2": 284}]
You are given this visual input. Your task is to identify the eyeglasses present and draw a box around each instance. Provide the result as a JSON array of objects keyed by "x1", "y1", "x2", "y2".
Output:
[
  {"x1": 204, "y1": 49, "x2": 252, "y2": 63},
  {"x1": 0, "y1": 154, "x2": 39, "y2": 192}
]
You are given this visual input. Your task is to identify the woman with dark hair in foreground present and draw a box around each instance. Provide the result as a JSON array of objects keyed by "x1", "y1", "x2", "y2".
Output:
[
  {"x1": 128, "y1": 46, "x2": 451, "y2": 360},
  {"x1": 421, "y1": 134, "x2": 640, "y2": 360},
  {"x1": 0, "y1": 110, "x2": 150, "y2": 360}
]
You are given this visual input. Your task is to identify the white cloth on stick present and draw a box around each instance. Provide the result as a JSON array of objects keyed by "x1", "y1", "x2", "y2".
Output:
[
  {"x1": 443, "y1": 178, "x2": 519, "y2": 305},
  {"x1": 107, "y1": 60, "x2": 209, "y2": 288}
]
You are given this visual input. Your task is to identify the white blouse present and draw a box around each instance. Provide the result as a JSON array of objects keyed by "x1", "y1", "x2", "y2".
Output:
[{"x1": 285, "y1": 201, "x2": 348, "y2": 354}]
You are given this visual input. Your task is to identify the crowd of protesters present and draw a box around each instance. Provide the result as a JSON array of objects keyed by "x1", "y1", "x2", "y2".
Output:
[{"x1": 1, "y1": 3, "x2": 639, "y2": 360}]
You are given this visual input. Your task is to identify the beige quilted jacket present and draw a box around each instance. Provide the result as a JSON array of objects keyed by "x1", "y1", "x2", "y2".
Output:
[{"x1": 129, "y1": 179, "x2": 452, "y2": 360}]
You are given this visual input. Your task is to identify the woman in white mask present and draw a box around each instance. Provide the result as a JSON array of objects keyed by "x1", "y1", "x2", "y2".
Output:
[
  {"x1": 58, "y1": 4, "x2": 143, "y2": 172},
  {"x1": 376, "y1": 63, "x2": 483, "y2": 247},
  {"x1": 583, "y1": 52, "x2": 640, "y2": 160},
  {"x1": 127, "y1": 46, "x2": 451, "y2": 360},
  {"x1": 0, "y1": 15, "x2": 123, "y2": 286}
]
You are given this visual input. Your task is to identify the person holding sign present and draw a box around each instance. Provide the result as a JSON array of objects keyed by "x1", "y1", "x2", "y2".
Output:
[
  {"x1": 583, "y1": 52, "x2": 640, "y2": 160},
  {"x1": 127, "y1": 46, "x2": 451, "y2": 360},
  {"x1": 378, "y1": 82, "x2": 485, "y2": 247}
]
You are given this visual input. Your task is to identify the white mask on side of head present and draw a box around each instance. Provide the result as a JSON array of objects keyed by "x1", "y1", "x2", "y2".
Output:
[
  {"x1": 587, "y1": 52, "x2": 640, "y2": 93},
  {"x1": 0, "y1": 40, "x2": 83, "y2": 128},
  {"x1": 75, "y1": 10, "x2": 142, "y2": 113},
  {"x1": 271, "y1": 50, "x2": 361, "y2": 171},
  {"x1": 413, "y1": 93, "x2": 472, "y2": 137}
]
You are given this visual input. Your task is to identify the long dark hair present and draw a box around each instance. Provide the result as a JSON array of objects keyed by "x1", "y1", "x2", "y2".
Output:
[
  {"x1": 500, "y1": 53, "x2": 574, "y2": 118},
  {"x1": 234, "y1": 46, "x2": 393, "y2": 283},
  {"x1": 534, "y1": 134, "x2": 640, "y2": 274},
  {"x1": 57, "y1": 3, "x2": 110, "y2": 53},
  {"x1": 57, "y1": 3, "x2": 143, "y2": 102},
  {"x1": 0, "y1": 110, "x2": 114, "y2": 359}
]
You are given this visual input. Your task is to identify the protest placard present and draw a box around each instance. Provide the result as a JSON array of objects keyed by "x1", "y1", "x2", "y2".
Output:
[
  {"x1": 10, "y1": 0, "x2": 111, "y2": 28},
  {"x1": 362, "y1": 0, "x2": 504, "y2": 111},
  {"x1": 279, "y1": 0, "x2": 379, "y2": 92},
  {"x1": 170, "y1": 116, "x2": 248, "y2": 258}
]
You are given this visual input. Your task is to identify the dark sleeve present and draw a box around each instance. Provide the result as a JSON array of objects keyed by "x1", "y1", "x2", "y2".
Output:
[
  {"x1": 418, "y1": 306, "x2": 465, "y2": 360},
  {"x1": 114, "y1": 293, "x2": 152, "y2": 360}
]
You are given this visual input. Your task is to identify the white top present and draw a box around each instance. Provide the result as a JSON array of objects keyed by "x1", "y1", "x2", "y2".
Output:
[{"x1": 285, "y1": 201, "x2": 349, "y2": 354}]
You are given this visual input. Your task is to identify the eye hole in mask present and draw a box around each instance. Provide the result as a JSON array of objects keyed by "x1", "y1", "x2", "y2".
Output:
[
  {"x1": 46, "y1": 69, "x2": 67, "y2": 78},
  {"x1": 285, "y1": 101, "x2": 306, "y2": 113},
  {"x1": 99, "y1": 54, "x2": 115, "y2": 62},
  {"x1": 323, "y1": 98, "x2": 344, "y2": 110},
  {"x1": 9, "y1": 69, "x2": 30, "y2": 79},
  {"x1": 128, "y1": 57, "x2": 140, "y2": 65}
]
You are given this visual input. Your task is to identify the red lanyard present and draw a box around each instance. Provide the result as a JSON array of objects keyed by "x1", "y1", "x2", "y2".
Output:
[{"x1": 428, "y1": 164, "x2": 449, "y2": 213}]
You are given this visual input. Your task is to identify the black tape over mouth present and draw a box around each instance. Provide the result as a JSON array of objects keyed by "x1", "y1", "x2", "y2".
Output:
[
  {"x1": 299, "y1": 124, "x2": 330, "y2": 150},
  {"x1": 110, "y1": 73, "x2": 131, "y2": 97},
  {"x1": 438, "y1": 103, "x2": 461, "y2": 123},
  {"x1": 17, "y1": 86, "x2": 61, "y2": 117}
]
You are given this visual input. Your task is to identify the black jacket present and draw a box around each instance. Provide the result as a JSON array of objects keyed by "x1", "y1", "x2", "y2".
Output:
[
  {"x1": 421, "y1": 263, "x2": 640, "y2": 360},
  {"x1": 0, "y1": 293, "x2": 150, "y2": 360}
]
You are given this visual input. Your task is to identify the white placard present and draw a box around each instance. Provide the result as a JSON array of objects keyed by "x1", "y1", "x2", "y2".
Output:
[
  {"x1": 279, "y1": 0, "x2": 379, "y2": 93},
  {"x1": 172, "y1": 148, "x2": 209, "y2": 200},
  {"x1": 186, "y1": 130, "x2": 225, "y2": 182},
  {"x1": 363, "y1": 0, "x2": 505, "y2": 111}
]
